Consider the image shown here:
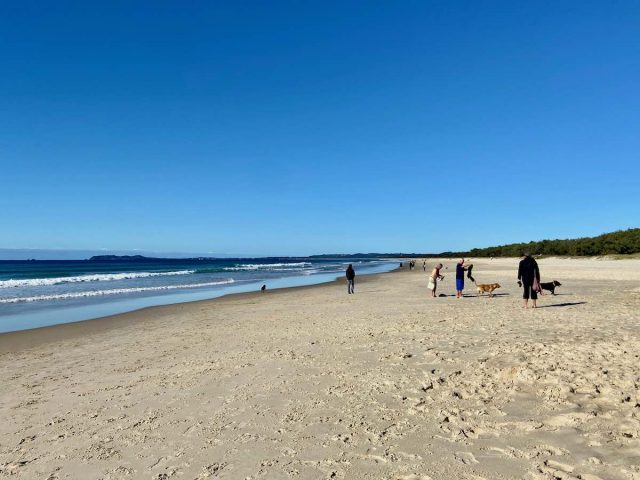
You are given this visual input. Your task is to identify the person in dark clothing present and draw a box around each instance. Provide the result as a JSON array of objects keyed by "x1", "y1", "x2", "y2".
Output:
[
  {"x1": 346, "y1": 264, "x2": 355, "y2": 294},
  {"x1": 455, "y1": 259, "x2": 472, "y2": 298},
  {"x1": 518, "y1": 253, "x2": 541, "y2": 308}
]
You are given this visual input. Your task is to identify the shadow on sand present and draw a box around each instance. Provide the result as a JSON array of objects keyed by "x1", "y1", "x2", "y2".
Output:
[{"x1": 538, "y1": 301, "x2": 587, "y2": 308}]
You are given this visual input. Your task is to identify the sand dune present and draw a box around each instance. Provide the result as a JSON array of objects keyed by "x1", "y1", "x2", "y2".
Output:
[{"x1": 1, "y1": 257, "x2": 639, "y2": 479}]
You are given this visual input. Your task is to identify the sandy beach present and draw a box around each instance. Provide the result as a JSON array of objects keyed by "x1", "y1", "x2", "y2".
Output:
[{"x1": 1, "y1": 257, "x2": 639, "y2": 480}]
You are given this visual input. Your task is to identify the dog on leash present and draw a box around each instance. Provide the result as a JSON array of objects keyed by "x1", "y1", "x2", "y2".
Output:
[
  {"x1": 476, "y1": 282, "x2": 501, "y2": 297},
  {"x1": 540, "y1": 280, "x2": 562, "y2": 295}
]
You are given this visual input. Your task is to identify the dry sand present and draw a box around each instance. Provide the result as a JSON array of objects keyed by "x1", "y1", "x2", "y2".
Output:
[{"x1": 1, "y1": 257, "x2": 639, "y2": 480}]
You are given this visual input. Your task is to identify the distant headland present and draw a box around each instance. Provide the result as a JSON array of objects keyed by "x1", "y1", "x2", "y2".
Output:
[
  {"x1": 91, "y1": 228, "x2": 640, "y2": 261},
  {"x1": 1, "y1": 228, "x2": 638, "y2": 262}
]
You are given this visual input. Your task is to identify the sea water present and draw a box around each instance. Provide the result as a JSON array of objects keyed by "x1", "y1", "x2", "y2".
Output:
[{"x1": 0, "y1": 257, "x2": 396, "y2": 333}]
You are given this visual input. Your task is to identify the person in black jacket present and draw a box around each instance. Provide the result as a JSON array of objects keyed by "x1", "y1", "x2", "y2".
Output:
[
  {"x1": 346, "y1": 264, "x2": 355, "y2": 294},
  {"x1": 518, "y1": 253, "x2": 541, "y2": 308}
]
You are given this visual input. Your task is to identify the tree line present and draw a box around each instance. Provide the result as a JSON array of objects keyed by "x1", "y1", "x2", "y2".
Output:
[{"x1": 461, "y1": 228, "x2": 640, "y2": 257}]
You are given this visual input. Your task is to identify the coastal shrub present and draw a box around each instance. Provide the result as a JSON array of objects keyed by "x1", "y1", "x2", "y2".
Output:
[{"x1": 466, "y1": 228, "x2": 640, "y2": 257}]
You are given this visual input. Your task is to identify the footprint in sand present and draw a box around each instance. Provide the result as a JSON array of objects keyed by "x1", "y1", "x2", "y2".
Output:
[
  {"x1": 454, "y1": 451, "x2": 479, "y2": 465},
  {"x1": 540, "y1": 459, "x2": 579, "y2": 478}
]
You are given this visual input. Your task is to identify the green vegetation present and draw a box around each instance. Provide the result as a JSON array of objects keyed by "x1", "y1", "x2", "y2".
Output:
[{"x1": 466, "y1": 228, "x2": 640, "y2": 257}]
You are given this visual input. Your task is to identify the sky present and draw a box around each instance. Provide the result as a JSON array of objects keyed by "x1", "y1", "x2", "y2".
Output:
[{"x1": 1, "y1": 1, "x2": 638, "y2": 258}]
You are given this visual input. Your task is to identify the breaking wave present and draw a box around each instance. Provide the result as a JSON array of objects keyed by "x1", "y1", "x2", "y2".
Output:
[
  {"x1": 223, "y1": 262, "x2": 312, "y2": 271},
  {"x1": 0, "y1": 279, "x2": 235, "y2": 304},
  {"x1": 0, "y1": 270, "x2": 196, "y2": 289}
]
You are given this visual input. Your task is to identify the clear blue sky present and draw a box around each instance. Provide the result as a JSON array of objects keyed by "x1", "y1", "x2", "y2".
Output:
[{"x1": 1, "y1": 1, "x2": 638, "y2": 257}]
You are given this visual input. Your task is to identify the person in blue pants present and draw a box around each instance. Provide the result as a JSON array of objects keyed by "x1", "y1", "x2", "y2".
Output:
[{"x1": 456, "y1": 259, "x2": 472, "y2": 298}]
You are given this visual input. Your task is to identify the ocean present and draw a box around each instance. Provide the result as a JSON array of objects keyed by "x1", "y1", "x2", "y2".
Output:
[{"x1": 0, "y1": 257, "x2": 396, "y2": 333}]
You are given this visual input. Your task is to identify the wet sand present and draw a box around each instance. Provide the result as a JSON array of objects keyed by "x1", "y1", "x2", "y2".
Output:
[{"x1": 1, "y1": 257, "x2": 639, "y2": 479}]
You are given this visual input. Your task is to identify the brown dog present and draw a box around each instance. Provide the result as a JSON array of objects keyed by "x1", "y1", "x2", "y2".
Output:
[{"x1": 476, "y1": 282, "x2": 501, "y2": 297}]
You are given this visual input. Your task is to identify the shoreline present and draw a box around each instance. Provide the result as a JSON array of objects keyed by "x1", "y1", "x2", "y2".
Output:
[
  {"x1": 0, "y1": 266, "x2": 402, "y2": 353},
  {"x1": 0, "y1": 259, "x2": 399, "y2": 335}
]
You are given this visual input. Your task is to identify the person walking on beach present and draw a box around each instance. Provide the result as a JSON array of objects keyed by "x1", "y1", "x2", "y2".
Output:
[
  {"x1": 423, "y1": 261, "x2": 426, "y2": 272},
  {"x1": 518, "y1": 252, "x2": 541, "y2": 308},
  {"x1": 428, "y1": 263, "x2": 444, "y2": 297},
  {"x1": 346, "y1": 264, "x2": 355, "y2": 294},
  {"x1": 455, "y1": 259, "x2": 472, "y2": 298}
]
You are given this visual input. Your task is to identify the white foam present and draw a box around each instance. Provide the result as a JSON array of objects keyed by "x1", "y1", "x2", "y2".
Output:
[
  {"x1": 0, "y1": 270, "x2": 196, "y2": 289},
  {"x1": 223, "y1": 262, "x2": 312, "y2": 271},
  {"x1": 0, "y1": 279, "x2": 235, "y2": 304}
]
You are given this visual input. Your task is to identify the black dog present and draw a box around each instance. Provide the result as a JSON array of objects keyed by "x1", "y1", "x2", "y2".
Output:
[
  {"x1": 540, "y1": 280, "x2": 562, "y2": 295},
  {"x1": 261, "y1": 284, "x2": 266, "y2": 292}
]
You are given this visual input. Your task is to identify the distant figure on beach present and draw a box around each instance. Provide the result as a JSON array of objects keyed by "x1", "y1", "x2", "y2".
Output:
[
  {"x1": 423, "y1": 261, "x2": 426, "y2": 271},
  {"x1": 428, "y1": 263, "x2": 444, "y2": 298},
  {"x1": 455, "y1": 259, "x2": 472, "y2": 298},
  {"x1": 518, "y1": 252, "x2": 541, "y2": 308},
  {"x1": 261, "y1": 284, "x2": 266, "y2": 292},
  {"x1": 346, "y1": 264, "x2": 355, "y2": 294}
]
